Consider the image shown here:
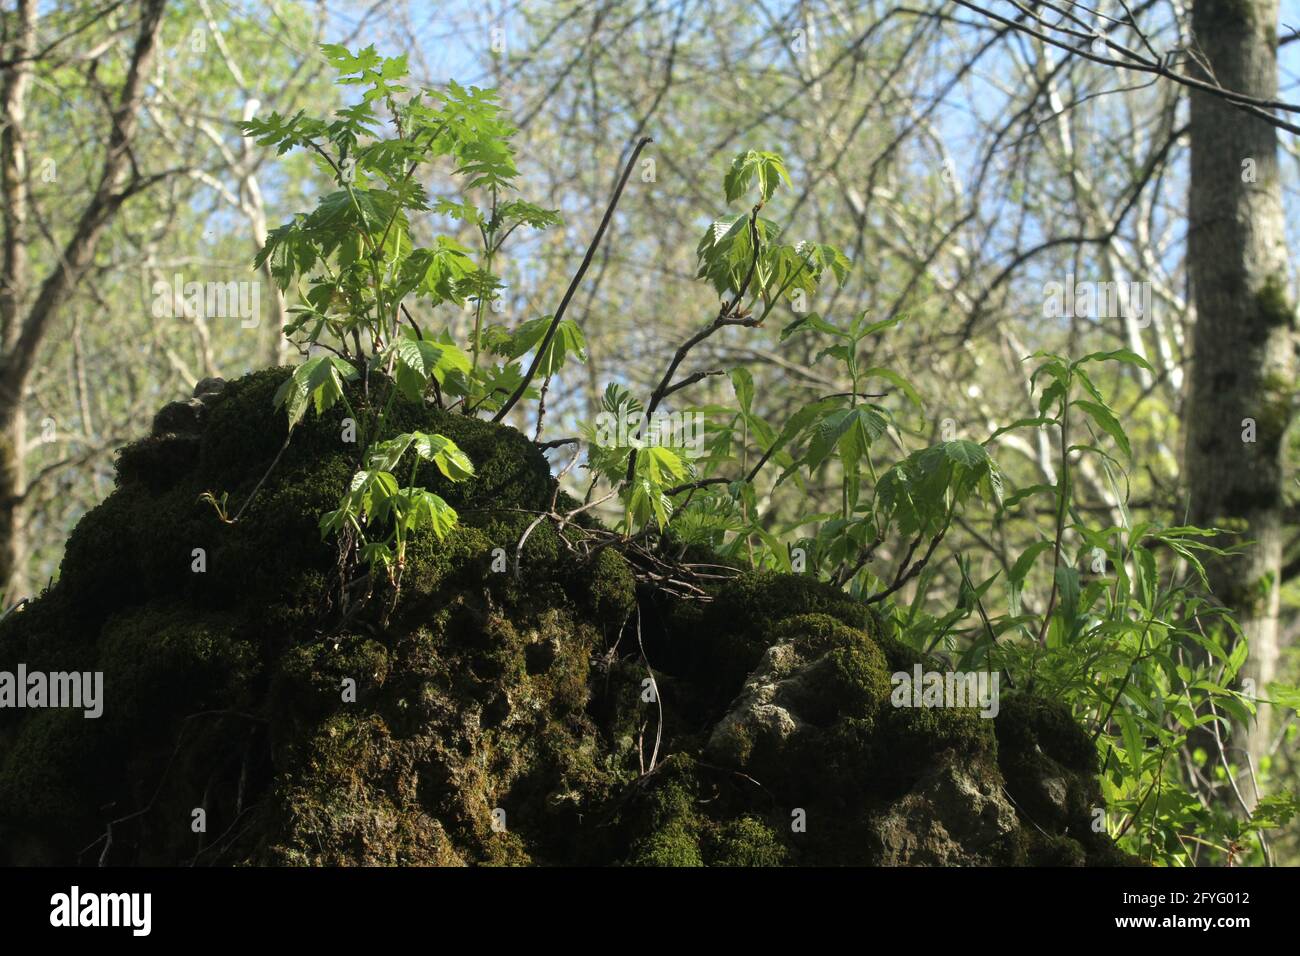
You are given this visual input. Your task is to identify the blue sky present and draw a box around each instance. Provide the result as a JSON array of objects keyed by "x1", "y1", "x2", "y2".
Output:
[
  {"x1": 307, "y1": 1, "x2": 1300, "y2": 289},
  {"x1": 351, "y1": 1, "x2": 1300, "y2": 90}
]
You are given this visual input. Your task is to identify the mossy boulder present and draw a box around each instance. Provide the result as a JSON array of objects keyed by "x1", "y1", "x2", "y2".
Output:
[{"x1": 0, "y1": 369, "x2": 1131, "y2": 866}]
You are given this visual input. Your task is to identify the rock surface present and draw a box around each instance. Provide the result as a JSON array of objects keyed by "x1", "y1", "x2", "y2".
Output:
[{"x1": 0, "y1": 368, "x2": 1133, "y2": 866}]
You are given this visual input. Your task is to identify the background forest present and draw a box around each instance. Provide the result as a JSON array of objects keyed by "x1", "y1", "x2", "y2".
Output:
[{"x1": 2, "y1": 0, "x2": 1300, "y2": 865}]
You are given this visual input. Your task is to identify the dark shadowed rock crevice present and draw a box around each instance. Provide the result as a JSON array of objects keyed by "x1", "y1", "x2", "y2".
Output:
[{"x1": 0, "y1": 369, "x2": 1134, "y2": 866}]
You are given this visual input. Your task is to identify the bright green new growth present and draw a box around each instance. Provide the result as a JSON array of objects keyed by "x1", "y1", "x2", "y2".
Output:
[
  {"x1": 246, "y1": 44, "x2": 858, "y2": 552},
  {"x1": 235, "y1": 45, "x2": 1297, "y2": 865},
  {"x1": 242, "y1": 47, "x2": 576, "y2": 577}
]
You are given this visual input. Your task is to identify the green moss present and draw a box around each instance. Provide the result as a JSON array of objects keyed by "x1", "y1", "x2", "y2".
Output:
[
  {"x1": 0, "y1": 709, "x2": 104, "y2": 838},
  {"x1": 995, "y1": 694, "x2": 1100, "y2": 833},
  {"x1": 620, "y1": 756, "x2": 705, "y2": 867},
  {"x1": 822, "y1": 646, "x2": 886, "y2": 717},
  {"x1": 627, "y1": 823, "x2": 704, "y2": 866},
  {"x1": 58, "y1": 490, "x2": 151, "y2": 616},
  {"x1": 1256, "y1": 274, "x2": 1294, "y2": 331},
  {"x1": 274, "y1": 634, "x2": 389, "y2": 723},
  {"x1": 875, "y1": 632, "x2": 928, "y2": 674},
  {"x1": 657, "y1": 570, "x2": 870, "y2": 702},
  {"x1": 97, "y1": 604, "x2": 257, "y2": 729},
  {"x1": 870, "y1": 701, "x2": 996, "y2": 800},
  {"x1": 1078, "y1": 832, "x2": 1144, "y2": 867},
  {"x1": 705, "y1": 816, "x2": 788, "y2": 866},
  {"x1": 771, "y1": 613, "x2": 890, "y2": 719},
  {"x1": 0, "y1": 583, "x2": 80, "y2": 682},
  {"x1": 887, "y1": 696, "x2": 995, "y2": 755},
  {"x1": 1, "y1": 369, "x2": 1128, "y2": 867},
  {"x1": 197, "y1": 368, "x2": 294, "y2": 482},
  {"x1": 397, "y1": 524, "x2": 495, "y2": 610},
  {"x1": 575, "y1": 547, "x2": 636, "y2": 627},
  {"x1": 1021, "y1": 831, "x2": 1088, "y2": 867},
  {"x1": 996, "y1": 694, "x2": 1095, "y2": 774},
  {"x1": 707, "y1": 571, "x2": 868, "y2": 637},
  {"x1": 115, "y1": 435, "x2": 200, "y2": 490}
]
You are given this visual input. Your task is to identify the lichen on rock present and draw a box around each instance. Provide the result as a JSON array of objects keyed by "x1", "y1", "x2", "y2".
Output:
[{"x1": 0, "y1": 369, "x2": 1133, "y2": 866}]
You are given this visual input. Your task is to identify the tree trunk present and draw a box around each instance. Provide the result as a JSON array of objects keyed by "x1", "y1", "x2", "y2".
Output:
[
  {"x1": 1184, "y1": 0, "x2": 1294, "y2": 809},
  {"x1": 0, "y1": 0, "x2": 38, "y2": 598},
  {"x1": 0, "y1": 0, "x2": 168, "y2": 597}
]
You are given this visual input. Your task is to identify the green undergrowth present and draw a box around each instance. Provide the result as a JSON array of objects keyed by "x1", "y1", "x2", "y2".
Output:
[{"x1": 0, "y1": 369, "x2": 1132, "y2": 866}]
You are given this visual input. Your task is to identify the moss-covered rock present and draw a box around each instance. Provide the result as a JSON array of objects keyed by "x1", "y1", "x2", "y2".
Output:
[
  {"x1": 0, "y1": 369, "x2": 1131, "y2": 866},
  {"x1": 995, "y1": 693, "x2": 1098, "y2": 832}
]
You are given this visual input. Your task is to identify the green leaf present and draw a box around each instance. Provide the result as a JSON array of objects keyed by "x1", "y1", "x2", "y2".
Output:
[
  {"x1": 730, "y1": 368, "x2": 754, "y2": 414},
  {"x1": 1007, "y1": 540, "x2": 1053, "y2": 620},
  {"x1": 393, "y1": 336, "x2": 472, "y2": 400},
  {"x1": 342, "y1": 468, "x2": 400, "y2": 526},
  {"x1": 796, "y1": 241, "x2": 852, "y2": 287},
  {"x1": 255, "y1": 217, "x2": 324, "y2": 291},
  {"x1": 368, "y1": 430, "x2": 474, "y2": 481},
  {"x1": 985, "y1": 417, "x2": 1054, "y2": 443},
  {"x1": 626, "y1": 479, "x2": 674, "y2": 532},
  {"x1": 496, "y1": 199, "x2": 562, "y2": 231},
  {"x1": 273, "y1": 355, "x2": 359, "y2": 428},
  {"x1": 860, "y1": 367, "x2": 922, "y2": 409},
  {"x1": 1074, "y1": 399, "x2": 1132, "y2": 460},
  {"x1": 1074, "y1": 348, "x2": 1155, "y2": 373},
  {"x1": 399, "y1": 488, "x2": 459, "y2": 540},
  {"x1": 723, "y1": 149, "x2": 791, "y2": 203},
  {"x1": 806, "y1": 406, "x2": 887, "y2": 471},
  {"x1": 321, "y1": 43, "x2": 384, "y2": 79},
  {"x1": 779, "y1": 311, "x2": 844, "y2": 342},
  {"x1": 509, "y1": 316, "x2": 588, "y2": 378},
  {"x1": 396, "y1": 238, "x2": 475, "y2": 303},
  {"x1": 696, "y1": 214, "x2": 781, "y2": 297},
  {"x1": 876, "y1": 440, "x2": 1002, "y2": 537},
  {"x1": 414, "y1": 432, "x2": 475, "y2": 481},
  {"x1": 1055, "y1": 565, "x2": 1081, "y2": 637},
  {"x1": 1265, "y1": 682, "x2": 1300, "y2": 713},
  {"x1": 1010, "y1": 540, "x2": 1054, "y2": 587},
  {"x1": 1117, "y1": 710, "x2": 1144, "y2": 780},
  {"x1": 641, "y1": 446, "x2": 688, "y2": 485}
]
